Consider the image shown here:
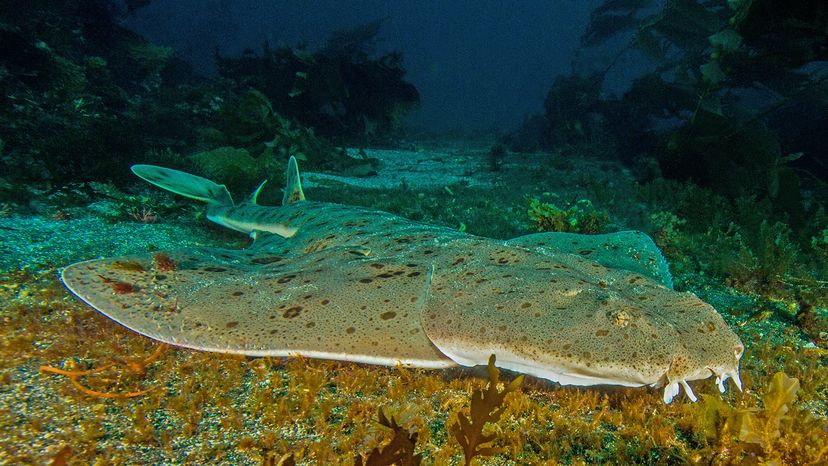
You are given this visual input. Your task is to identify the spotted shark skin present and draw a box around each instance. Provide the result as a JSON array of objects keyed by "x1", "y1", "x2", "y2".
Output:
[{"x1": 60, "y1": 157, "x2": 744, "y2": 403}]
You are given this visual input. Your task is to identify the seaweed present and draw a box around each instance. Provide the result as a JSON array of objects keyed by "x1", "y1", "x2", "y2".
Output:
[
  {"x1": 527, "y1": 196, "x2": 609, "y2": 234},
  {"x1": 215, "y1": 21, "x2": 419, "y2": 145},
  {"x1": 735, "y1": 372, "x2": 799, "y2": 453},
  {"x1": 263, "y1": 453, "x2": 295, "y2": 466},
  {"x1": 515, "y1": 0, "x2": 828, "y2": 224},
  {"x1": 48, "y1": 445, "x2": 72, "y2": 466},
  {"x1": 39, "y1": 343, "x2": 167, "y2": 399},
  {"x1": 687, "y1": 369, "x2": 828, "y2": 465},
  {"x1": 450, "y1": 355, "x2": 524, "y2": 466},
  {"x1": 355, "y1": 411, "x2": 422, "y2": 466}
]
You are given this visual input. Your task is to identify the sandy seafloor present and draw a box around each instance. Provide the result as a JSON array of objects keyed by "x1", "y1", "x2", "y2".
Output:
[{"x1": 1, "y1": 147, "x2": 826, "y2": 465}]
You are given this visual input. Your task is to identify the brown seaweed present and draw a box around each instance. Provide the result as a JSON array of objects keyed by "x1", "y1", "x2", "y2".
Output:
[{"x1": 450, "y1": 355, "x2": 524, "y2": 466}]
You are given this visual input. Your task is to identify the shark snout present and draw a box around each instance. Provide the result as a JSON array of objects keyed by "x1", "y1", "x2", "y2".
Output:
[{"x1": 660, "y1": 343, "x2": 744, "y2": 403}]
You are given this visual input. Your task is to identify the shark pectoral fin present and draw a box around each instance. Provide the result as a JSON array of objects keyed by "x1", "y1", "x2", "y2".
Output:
[
  {"x1": 61, "y1": 247, "x2": 452, "y2": 367},
  {"x1": 506, "y1": 230, "x2": 673, "y2": 288},
  {"x1": 131, "y1": 164, "x2": 234, "y2": 206}
]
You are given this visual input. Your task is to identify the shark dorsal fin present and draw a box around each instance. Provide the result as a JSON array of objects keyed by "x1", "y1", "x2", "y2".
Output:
[{"x1": 282, "y1": 156, "x2": 306, "y2": 205}]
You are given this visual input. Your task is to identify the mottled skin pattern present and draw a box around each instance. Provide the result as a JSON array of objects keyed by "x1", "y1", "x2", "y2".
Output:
[{"x1": 61, "y1": 158, "x2": 744, "y2": 403}]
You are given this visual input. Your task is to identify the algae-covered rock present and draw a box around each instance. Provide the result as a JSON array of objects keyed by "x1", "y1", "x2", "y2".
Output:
[{"x1": 190, "y1": 146, "x2": 278, "y2": 193}]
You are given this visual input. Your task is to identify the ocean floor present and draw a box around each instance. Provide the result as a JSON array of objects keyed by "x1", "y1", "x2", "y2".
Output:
[{"x1": 0, "y1": 147, "x2": 826, "y2": 465}]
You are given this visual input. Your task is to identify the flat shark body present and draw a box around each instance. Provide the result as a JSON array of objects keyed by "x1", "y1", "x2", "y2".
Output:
[{"x1": 61, "y1": 157, "x2": 744, "y2": 403}]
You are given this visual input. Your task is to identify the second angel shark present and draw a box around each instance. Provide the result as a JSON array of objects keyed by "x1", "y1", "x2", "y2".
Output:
[{"x1": 61, "y1": 156, "x2": 744, "y2": 403}]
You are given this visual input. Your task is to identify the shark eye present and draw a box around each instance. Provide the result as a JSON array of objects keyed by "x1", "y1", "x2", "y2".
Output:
[{"x1": 734, "y1": 345, "x2": 744, "y2": 359}]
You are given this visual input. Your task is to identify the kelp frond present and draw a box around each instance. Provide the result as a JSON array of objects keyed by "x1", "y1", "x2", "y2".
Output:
[
  {"x1": 450, "y1": 355, "x2": 524, "y2": 466},
  {"x1": 355, "y1": 410, "x2": 422, "y2": 466}
]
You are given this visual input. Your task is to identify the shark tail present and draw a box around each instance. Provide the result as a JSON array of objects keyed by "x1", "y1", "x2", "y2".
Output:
[
  {"x1": 131, "y1": 165, "x2": 234, "y2": 206},
  {"x1": 281, "y1": 155, "x2": 306, "y2": 205}
]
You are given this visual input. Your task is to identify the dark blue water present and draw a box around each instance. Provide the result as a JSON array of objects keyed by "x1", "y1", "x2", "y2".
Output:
[{"x1": 124, "y1": 0, "x2": 599, "y2": 132}]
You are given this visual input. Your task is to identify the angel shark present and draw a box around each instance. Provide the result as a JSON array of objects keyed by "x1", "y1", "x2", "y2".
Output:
[{"x1": 60, "y1": 156, "x2": 744, "y2": 403}]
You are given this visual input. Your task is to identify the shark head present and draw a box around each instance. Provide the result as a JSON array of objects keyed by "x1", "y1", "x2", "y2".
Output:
[{"x1": 420, "y1": 244, "x2": 744, "y2": 403}]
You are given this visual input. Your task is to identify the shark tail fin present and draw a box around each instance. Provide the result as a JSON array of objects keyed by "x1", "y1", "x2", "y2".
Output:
[
  {"x1": 131, "y1": 165, "x2": 234, "y2": 206},
  {"x1": 282, "y1": 155, "x2": 306, "y2": 205}
]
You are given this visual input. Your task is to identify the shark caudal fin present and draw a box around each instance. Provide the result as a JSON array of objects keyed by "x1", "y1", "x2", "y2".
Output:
[
  {"x1": 131, "y1": 165, "x2": 234, "y2": 206},
  {"x1": 281, "y1": 156, "x2": 305, "y2": 205}
]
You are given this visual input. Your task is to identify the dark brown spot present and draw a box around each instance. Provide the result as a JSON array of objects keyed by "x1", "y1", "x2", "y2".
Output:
[
  {"x1": 203, "y1": 266, "x2": 227, "y2": 273},
  {"x1": 251, "y1": 255, "x2": 283, "y2": 264},
  {"x1": 359, "y1": 278, "x2": 373, "y2": 284},
  {"x1": 406, "y1": 271, "x2": 421, "y2": 277},
  {"x1": 277, "y1": 274, "x2": 296, "y2": 284},
  {"x1": 226, "y1": 321, "x2": 239, "y2": 329},
  {"x1": 380, "y1": 311, "x2": 397, "y2": 320},
  {"x1": 282, "y1": 306, "x2": 302, "y2": 319},
  {"x1": 595, "y1": 329, "x2": 609, "y2": 336},
  {"x1": 346, "y1": 327, "x2": 356, "y2": 334},
  {"x1": 321, "y1": 299, "x2": 330, "y2": 305},
  {"x1": 232, "y1": 291, "x2": 244, "y2": 297}
]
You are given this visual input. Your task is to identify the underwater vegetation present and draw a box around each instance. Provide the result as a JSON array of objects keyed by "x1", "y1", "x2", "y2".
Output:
[
  {"x1": 526, "y1": 195, "x2": 609, "y2": 234},
  {"x1": 639, "y1": 178, "x2": 828, "y2": 344},
  {"x1": 449, "y1": 356, "x2": 523, "y2": 466},
  {"x1": 0, "y1": 1, "x2": 408, "y2": 202},
  {"x1": 215, "y1": 18, "x2": 420, "y2": 147},
  {"x1": 512, "y1": 0, "x2": 828, "y2": 231}
]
